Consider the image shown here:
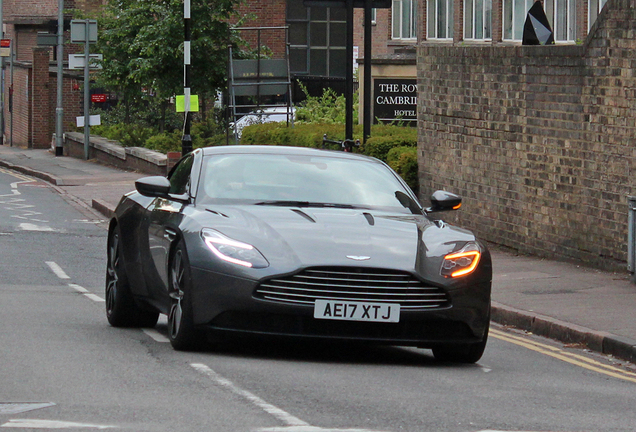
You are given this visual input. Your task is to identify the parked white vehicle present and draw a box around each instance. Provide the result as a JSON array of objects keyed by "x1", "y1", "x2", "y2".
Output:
[{"x1": 231, "y1": 106, "x2": 296, "y2": 139}]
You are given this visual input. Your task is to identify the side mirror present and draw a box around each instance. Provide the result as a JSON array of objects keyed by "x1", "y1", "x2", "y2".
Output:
[
  {"x1": 426, "y1": 190, "x2": 462, "y2": 213},
  {"x1": 135, "y1": 176, "x2": 171, "y2": 198}
]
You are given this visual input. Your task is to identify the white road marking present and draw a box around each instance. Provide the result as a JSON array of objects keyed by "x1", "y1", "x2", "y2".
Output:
[
  {"x1": 0, "y1": 403, "x2": 55, "y2": 415},
  {"x1": 191, "y1": 363, "x2": 309, "y2": 427},
  {"x1": 256, "y1": 427, "x2": 391, "y2": 432},
  {"x1": 0, "y1": 419, "x2": 115, "y2": 429},
  {"x1": 84, "y1": 293, "x2": 105, "y2": 303},
  {"x1": 19, "y1": 223, "x2": 55, "y2": 232},
  {"x1": 68, "y1": 284, "x2": 88, "y2": 293},
  {"x1": 68, "y1": 284, "x2": 103, "y2": 302},
  {"x1": 46, "y1": 262, "x2": 70, "y2": 279},
  {"x1": 191, "y1": 364, "x2": 389, "y2": 432},
  {"x1": 142, "y1": 329, "x2": 170, "y2": 343}
]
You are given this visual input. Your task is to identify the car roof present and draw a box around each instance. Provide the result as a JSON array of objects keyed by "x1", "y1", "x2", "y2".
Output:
[{"x1": 200, "y1": 145, "x2": 378, "y2": 162}]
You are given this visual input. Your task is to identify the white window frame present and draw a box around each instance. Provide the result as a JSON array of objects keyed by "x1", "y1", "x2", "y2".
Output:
[
  {"x1": 392, "y1": 0, "x2": 417, "y2": 40},
  {"x1": 464, "y1": 0, "x2": 493, "y2": 40},
  {"x1": 544, "y1": 0, "x2": 576, "y2": 43},
  {"x1": 427, "y1": 0, "x2": 454, "y2": 40},
  {"x1": 588, "y1": 0, "x2": 608, "y2": 31},
  {"x1": 502, "y1": 0, "x2": 534, "y2": 41}
]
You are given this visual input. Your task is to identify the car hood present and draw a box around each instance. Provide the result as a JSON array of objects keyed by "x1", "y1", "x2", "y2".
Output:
[{"x1": 190, "y1": 205, "x2": 477, "y2": 279}]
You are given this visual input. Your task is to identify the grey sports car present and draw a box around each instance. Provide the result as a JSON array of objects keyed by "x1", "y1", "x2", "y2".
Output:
[{"x1": 106, "y1": 145, "x2": 492, "y2": 362}]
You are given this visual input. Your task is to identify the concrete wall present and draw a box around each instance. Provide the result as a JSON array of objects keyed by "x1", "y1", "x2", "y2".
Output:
[
  {"x1": 417, "y1": 0, "x2": 636, "y2": 271},
  {"x1": 64, "y1": 132, "x2": 168, "y2": 176}
]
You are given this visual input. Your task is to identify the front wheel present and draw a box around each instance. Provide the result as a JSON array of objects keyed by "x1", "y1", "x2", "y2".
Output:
[
  {"x1": 105, "y1": 225, "x2": 159, "y2": 328},
  {"x1": 167, "y1": 241, "x2": 204, "y2": 351},
  {"x1": 432, "y1": 325, "x2": 489, "y2": 364}
]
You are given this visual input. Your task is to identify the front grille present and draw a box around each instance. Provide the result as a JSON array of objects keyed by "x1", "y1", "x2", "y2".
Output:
[{"x1": 254, "y1": 267, "x2": 449, "y2": 310}]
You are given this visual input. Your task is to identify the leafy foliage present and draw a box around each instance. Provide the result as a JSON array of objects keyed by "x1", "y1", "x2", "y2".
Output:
[
  {"x1": 295, "y1": 83, "x2": 359, "y2": 125},
  {"x1": 386, "y1": 146, "x2": 419, "y2": 194},
  {"x1": 91, "y1": 123, "x2": 156, "y2": 148},
  {"x1": 94, "y1": 0, "x2": 243, "y2": 127}
]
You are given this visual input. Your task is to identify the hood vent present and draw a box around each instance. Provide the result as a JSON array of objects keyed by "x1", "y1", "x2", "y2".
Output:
[{"x1": 255, "y1": 267, "x2": 449, "y2": 310}]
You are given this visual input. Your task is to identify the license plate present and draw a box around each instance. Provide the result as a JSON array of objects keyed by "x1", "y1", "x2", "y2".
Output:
[{"x1": 313, "y1": 300, "x2": 400, "y2": 323}]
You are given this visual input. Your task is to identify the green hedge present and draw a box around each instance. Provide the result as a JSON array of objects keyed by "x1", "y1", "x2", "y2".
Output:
[{"x1": 386, "y1": 146, "x2": 419, "y2": 194}]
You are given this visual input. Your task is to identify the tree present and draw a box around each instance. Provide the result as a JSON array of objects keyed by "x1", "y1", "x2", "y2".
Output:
[{"x1": 95, "y1": 0, "x2": 243, "y2": 129}]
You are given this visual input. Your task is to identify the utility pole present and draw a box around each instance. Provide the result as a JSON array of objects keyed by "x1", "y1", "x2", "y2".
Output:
[
  {"x1": 345, "y1": 0, "x2": 353, "y2": 141},
  {"x1": 55, "y1": 0, "x2": 64, "y2": 156},
  {"x1": 363, "y1": 0, "x2": 372, "y2": 143},
  {"x1": 181, "y1": 0, "x2": 193, "y2": 156},
  {"x1": 0, "y1": 0, "x2": 4, "y2": 145}
]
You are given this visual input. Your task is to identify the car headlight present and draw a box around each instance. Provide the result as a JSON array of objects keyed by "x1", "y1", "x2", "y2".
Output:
[
  {"x1": 441, "y1": 243, "x2": 481, "y2": 278},
  {"x1": 201, "y1": 229, "x2": 269, "y2": 269}
]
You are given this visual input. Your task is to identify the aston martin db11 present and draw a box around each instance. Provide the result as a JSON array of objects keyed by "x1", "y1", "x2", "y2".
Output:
[{"x1": 106, "y1": 145, "x2": 492, "y2": 362}]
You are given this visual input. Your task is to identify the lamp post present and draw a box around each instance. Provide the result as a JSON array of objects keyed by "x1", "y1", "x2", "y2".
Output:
[{"x1": 55, "y1": 0, "x2": 64, "y2": 156}]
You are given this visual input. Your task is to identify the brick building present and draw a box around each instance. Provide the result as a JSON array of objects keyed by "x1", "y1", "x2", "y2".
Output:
[
  {"x1": 235, "y1": 0, "x2": 418, "y2": 104},
  {"x1": 1, "y1": 0, "x2": 103, "y2": 148},
  {"x1": 417, "y1": 0, "x2": 635, "y2": 270}
]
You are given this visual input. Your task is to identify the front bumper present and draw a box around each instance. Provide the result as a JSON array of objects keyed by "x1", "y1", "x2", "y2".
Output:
[{"x1": 189, "y1": 267, "x2": 491, "y2": 347}]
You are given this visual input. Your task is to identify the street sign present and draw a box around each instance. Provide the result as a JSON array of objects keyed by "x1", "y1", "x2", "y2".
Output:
[
  {"x1": 0, "y1": 39, "x2": 10, "y2": 57},
  {"x1": 37, "y1": 33, "x2": 57, "y2": 46},
  {"x1": 91, "y1": 94, "x2": 107, "y2": 103},
  {"x1": 69, "y1": 54, "x2": 103, "y2": 70},
  {"x1": 76, "y1": 115, "x2": 101, "y2": 128},
  {"x1": 70, "y1": 20, "x2": 97, "y2": 43}
]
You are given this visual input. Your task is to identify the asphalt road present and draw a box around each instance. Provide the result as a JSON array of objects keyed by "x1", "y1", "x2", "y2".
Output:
[{"x1": 2, "y1": 168, "x2": 636, "y2": 432}]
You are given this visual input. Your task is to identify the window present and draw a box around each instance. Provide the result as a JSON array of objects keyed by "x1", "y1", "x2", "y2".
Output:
[
  {"x1": 392, "y1": 0, "x2": 417, "y2": 39},
  {"x1": 169, "y1": 155, "x2": 194, "y2": 195},
  {"x1": 464, "y1": 0, "x2": 492, "y2": 40},
  {"x1": 427, "y1": 0, "x2": 453, "y2": 40},
  {"x1": 588, "y1": 0, "x2": 608, "y2": 31},
  {"x1": 503, "y1": 0, "x2": 576, "y2": 42},
  {"x1": 545, "y1": 0, "x2": 576, "y2": 42},
  {"x1": 287, "y1": 2, "x2": 347, "y2": 77},
  {"x1": 503, "y1": 0, "x2": 534, "y2": 41}
]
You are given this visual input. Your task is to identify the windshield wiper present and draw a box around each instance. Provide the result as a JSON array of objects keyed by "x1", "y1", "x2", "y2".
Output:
[{"x1": 254, "y1": 200, "x2": 363, "y2": 209}]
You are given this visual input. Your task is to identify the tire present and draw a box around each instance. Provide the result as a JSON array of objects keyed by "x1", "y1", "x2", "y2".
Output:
[
  {"x1": 105, "y1": 225, "x2": 159, "y2": 328},
  {"x1": 167, "y1": 241, "x2": 204, "y2": 351},
  {"x1": 432, "y1": 324, "x2": 489, "y2": 364}
]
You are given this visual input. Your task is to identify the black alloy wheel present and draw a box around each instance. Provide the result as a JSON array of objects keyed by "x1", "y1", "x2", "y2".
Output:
[
  {"x1": 168, "y1": 241, "x2": 203, "y2": 351},
  {"x1": 105, "y1": 225, "x2": 159, "y2": 328}
]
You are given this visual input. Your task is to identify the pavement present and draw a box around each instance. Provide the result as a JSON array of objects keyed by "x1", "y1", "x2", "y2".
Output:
[{"x1": 2, "y1": 144, "x2": 635, "y2": 363}]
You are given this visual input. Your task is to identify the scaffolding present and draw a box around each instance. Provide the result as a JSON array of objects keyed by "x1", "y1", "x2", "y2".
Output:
[{"x1": 228, "y1": 26, "x2": 294, "y2": 142}]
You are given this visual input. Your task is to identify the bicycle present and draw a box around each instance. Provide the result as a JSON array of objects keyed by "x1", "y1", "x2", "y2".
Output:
[{"x1": 322, "y1": 134, "x2": 361, "y2": 153}]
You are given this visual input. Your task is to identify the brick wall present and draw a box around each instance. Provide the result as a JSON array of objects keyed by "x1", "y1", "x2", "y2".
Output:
[
  {"x1": 236, "y1": 0, "x2": 287, "y2": 59},
  {"x1": 31, "y1": 47, "x2": 50, "y2": 148},
  {"x1": 8, "y1": 63, "x2": 31, "y2": 147},
  {"x1": 353, "y1": 8, "x2": 392, "y2": 58},
  {"x1": 417, "y1": 0, "x2": 636, "y2": 271}
]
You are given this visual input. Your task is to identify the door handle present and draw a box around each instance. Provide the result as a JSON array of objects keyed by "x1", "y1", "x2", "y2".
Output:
[{"x1": 164, "y1": 228, "x2": 177, "y2": 242}]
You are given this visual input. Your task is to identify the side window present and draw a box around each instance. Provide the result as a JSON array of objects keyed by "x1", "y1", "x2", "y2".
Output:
[{"x1": 169, "y1": 155, "x2": 194, "y2": 195}]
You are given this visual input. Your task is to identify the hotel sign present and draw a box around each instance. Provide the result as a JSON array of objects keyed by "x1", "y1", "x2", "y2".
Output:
[{"x1": 373, "y1": 78, "x2": 417, "y2": 125}]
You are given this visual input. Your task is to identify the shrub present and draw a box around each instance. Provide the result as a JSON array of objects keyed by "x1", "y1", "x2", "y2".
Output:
[
  {"x1": 360, "y1": 128, "x2": 417, "y2": 161},
  {"x1": 241, "y1": 122, "x2": 351, "y2": 149},
  {"x1": 294, "y1": 83, "x2": 359, "y2": 125},
  {"x1": 386, "y1": 146, "x2": 419, "y2": 194},
  {"x1": 91, "y1": 124, "x2": 156, "y2": 147},
  {"x1": 145, "y1": 131, "x2": 182, "y2": 153}
]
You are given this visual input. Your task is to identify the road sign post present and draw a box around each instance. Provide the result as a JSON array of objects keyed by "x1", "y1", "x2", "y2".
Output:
[{"x1": 70, "y1": 19, "x2": 97, "y2": 160}]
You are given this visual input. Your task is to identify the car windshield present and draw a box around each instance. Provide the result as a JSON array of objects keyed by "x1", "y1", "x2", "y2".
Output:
[{"x1": 197, "y1": 153, "x2": 418, "y2": 212}]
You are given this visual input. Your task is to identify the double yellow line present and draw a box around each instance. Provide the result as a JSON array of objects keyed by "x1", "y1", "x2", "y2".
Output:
[
  {"x1": 0, "y1": 167, "x2": 33, "y2": 182},
  {"x1": 491, "y1": 328, "x2": 636, "y2": 384}
]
